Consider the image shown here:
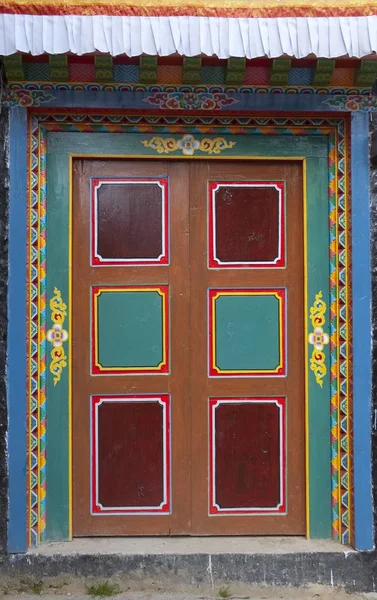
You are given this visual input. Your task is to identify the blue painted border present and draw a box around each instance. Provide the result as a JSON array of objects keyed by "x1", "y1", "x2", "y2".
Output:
[
  {"x1": 351, "y1": 111, "x2": 374, "y2": 551},
  {"x1": 7, "y1": 108, "x2": 28, "y2": 553},
  {"x1": 4, "y1": 89, "x2": 353, "y2": 112}
]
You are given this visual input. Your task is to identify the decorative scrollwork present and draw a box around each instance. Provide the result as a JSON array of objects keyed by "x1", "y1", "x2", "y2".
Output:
[
  {"x1": 47, "y1": 287, "x2": 68, "y2": 386},
  {"x1": 142, "y1": 91, "x2": 239, "y2": 111},
  {"x1": 1, "y1": 89, "x2": 56, "y2": 107},
  {"x1": 199, "y1": 137, "x2": 236, "y2": 155},
  {"x1": 323, "y1": 95, "x2": 377, "y2": 112},
  {"x1": 141, "y1": 134, "x2": 236, "y2": 156},
  {"x1": 308, "y1": 291, "x2": 329, "y2": 388}
]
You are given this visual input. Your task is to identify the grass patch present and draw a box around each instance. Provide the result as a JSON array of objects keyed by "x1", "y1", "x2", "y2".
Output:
[
  {"x1": 30, "y1": 581, "x2": 44, "y2": 595},
  {"x1": 218, "y1": 585, "x2": 232, "y2": 599},
  {"x1": 86, "y1": 581, "x2": 120, "y2": 598}
]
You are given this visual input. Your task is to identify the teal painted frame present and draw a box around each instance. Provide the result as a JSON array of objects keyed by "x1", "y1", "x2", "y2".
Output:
[{"x1": 45, "y1": 130, "x2": 331, "y2": 541}]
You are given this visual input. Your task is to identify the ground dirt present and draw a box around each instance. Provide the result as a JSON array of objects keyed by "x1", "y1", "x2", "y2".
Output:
[{"x1": 1, "y1": 587, "x2": 377, "y2": 600}]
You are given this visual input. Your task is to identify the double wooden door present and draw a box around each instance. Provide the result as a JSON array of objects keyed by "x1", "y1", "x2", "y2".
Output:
[{"x1": 72, "y1": 158, "x2": 305, "y2": 536}]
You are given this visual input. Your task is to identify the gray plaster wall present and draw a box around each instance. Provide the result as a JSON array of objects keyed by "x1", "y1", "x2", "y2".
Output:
[{"x1": 0, "y1": 106, "x2": 9, "y2": 555}]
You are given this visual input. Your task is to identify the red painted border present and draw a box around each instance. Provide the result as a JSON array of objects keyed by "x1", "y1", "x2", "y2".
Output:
[
  {"x1": 91, "y1": 285, "x2": 169, "y2": 375},
  {"x1": 208, "y1": 288, "x2": 286, "y2": 377},
  {"x1": 209, "y1": 397, "x2": 286, "y2": 515},
  {"x1": 208, "y1": 181, "x2": 285, "y2": 269},
  {"x1": 91, "y1": 177, "x2": 169, "y2": 267},
  {"x1": 91, "y1": 394, "x2": 171, "y2": 515}
]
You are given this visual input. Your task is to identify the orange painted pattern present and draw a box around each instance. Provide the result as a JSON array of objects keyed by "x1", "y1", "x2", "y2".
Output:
[{"x1": 0, "y1": 0, "x2": 375, "y2": 17}]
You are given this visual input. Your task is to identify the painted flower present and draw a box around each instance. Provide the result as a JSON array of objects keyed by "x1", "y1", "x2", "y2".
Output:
[
  {"x1": 177, "y1": 134, "x2": 200, "y2": 156},
  {"x1": 308, "y1": 327, "x2": 329, "y2": 351},
  {"x1": 17, "y1": 91, "x2": 34, "y2": 107},
  {"x1": 345, "y1": 97, "x2": 361, "y2": 112},
  {"x1": 361, "y1": 97, "x2": 377, "y2": 111},
  {"x1": 181, "y1": 93, "x2": 202, "y2": 109},
  {"x1": 201, "y1": 98, "x2": 216, "y2": 110},
  {"x1": 47, "y1": 323, "x2": 68, "y2": 348}
]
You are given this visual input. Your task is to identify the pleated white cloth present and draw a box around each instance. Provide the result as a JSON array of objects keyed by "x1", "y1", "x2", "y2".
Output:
[{"x1": 1, "y1": 14, "x2": 377, "y2": 58}]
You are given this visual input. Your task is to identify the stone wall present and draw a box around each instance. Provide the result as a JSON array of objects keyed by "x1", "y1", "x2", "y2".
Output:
[{"x1": 0, "y1": 106, "x2": 9, "y2": 554}]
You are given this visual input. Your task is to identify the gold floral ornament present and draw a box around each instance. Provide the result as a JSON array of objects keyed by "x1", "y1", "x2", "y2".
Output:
[
  {"x1": 308, "y1": 291, "x2": 329, "y2": 388},
  {"x1": 47, "y1": 288, "x2": 68, "y2": 386},
  {"x1": 141, "y1": 134, "x2": 236, "y2": 156}
]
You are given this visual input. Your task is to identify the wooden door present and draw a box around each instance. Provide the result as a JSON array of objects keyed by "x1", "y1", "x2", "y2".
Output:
[
  {"x1": 72, "y1": 160, "x2": 191, "y2": 535},
  {"x1": 72, "y1": 158, "x2": 305, "y2": 536},
  {"x1": 190, "y1": 161, "x2": 305, "y2": 534}
]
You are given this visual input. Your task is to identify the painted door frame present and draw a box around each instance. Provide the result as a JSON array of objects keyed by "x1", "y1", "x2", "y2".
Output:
[
  {"x1": 47, "y1": 130, "x2": 331, "y2": 543},
  {"x1": 6, "y1": 106, "x2": 373, "y2": 552}
]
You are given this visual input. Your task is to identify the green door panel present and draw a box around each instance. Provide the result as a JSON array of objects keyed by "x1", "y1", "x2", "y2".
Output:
[
  {"x1": 215, "y1": 293, "x2": 281, "y2": 372},
  {"x1": 96, "y1": 289, "x2": 164, "y2": 369}
]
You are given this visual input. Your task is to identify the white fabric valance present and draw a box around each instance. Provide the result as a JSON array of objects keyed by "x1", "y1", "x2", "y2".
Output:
[{"x1": 1, "y1": 14, "x2": 377, "y2": 58}]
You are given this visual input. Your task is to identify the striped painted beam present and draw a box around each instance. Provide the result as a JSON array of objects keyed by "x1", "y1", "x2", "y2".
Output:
[
  {"x1": 183, "y1": 57, "x2": 202, "y2": 84},
  {"x1": 140, "y1": 56, "x2": 158, "y2": 84},
  {"x1": 95, "y1": 55, "x2": 113, "y2": 83},
  {"x1": 269, "y1": 58, "x2": 291, "y2": 85},
  {"x1": 354, "y1": 59, "x2": 377, "y2": 87},
  {"x1": 4, "y1": 53, "x2": 24, "y2": 82},
  {"x1": 312, "y1": 59, "x2": 335, "y2": 86},
  {"x1": 49, "y1": 55, "x2": 69, "y2": 82},
  {"x1": 226, "y1": 58, "x2": 245, "y2": 85}
]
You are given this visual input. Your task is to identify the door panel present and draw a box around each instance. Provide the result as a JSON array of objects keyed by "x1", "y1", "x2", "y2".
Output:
[
  {"x1": 72, "y1": 160, "x2": 191, "y2": 535},
  {"x1": 190, "y1": 161, "x2": 305, "y2": 534},
  {"x1": 208, "y1": 180, "x2": 285, "y2": 268},
  {"x1": 72, "y1": 158, "x2": 305, "y2": 536},
  {"x1": 91, "y1": 394, "x2": 170, "y2": 515}
]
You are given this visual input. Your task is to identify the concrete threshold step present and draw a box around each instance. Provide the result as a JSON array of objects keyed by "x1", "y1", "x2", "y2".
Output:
[
  {"x1": 1, "y1": 538, "x2": 376, "y2": 593},
  {"x1": 28, "y1": 537, "x2": 346, "y2": 556}
]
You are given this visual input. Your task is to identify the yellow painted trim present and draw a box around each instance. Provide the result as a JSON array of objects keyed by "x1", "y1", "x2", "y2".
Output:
[
  {"x1": 68, "y1": 155, "x2": 73, "y2": 541},
  {"x1": 68, "y1": 153, "x2": 308, "y2": 161},
  {"x1": 63, "y1": 143, "x2": 322, "y2": 540},
  {"x1": 211, "y1": 290, "x2": 284, "y2": 375},
  {"x1": 93, "y1": 286, "x2": 168, "y2": 372},
  {"x1": 303, "y1": 158, "x2": 310, "y2": 539},
  {"x1": 211, "y1": 294, "x2": 216, "y2": 374}
]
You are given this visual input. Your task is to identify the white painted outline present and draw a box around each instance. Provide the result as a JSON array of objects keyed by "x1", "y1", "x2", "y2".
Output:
[
  {"x1": 208, "y1": 181, "x2": 285, "y2": 269},
  {"x1": 90, "y1": 395, "x2": 171, "y2": 515},
  {"x1": 91, "y1": 177, "x2": 169, "y2": 266},
  {"x1": 209, "y1": 397, "x2": 286, "y2": 516}
]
